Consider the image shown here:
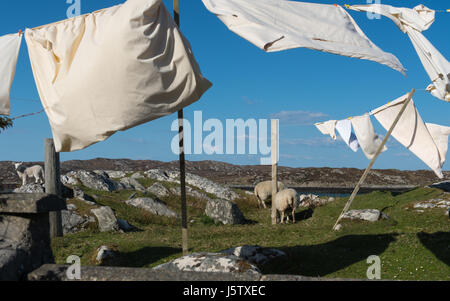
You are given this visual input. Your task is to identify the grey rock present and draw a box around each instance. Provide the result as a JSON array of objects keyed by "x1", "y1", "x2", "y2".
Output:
[
  {"x1": 103, "y1": 170, "x2": 127, "y2": 179},
  {"x1": 170, "y1": 172, "x2": 239, "y2": 201},
  {"x1": 170, "y1": 186, "x2": 212, "y2": 201},
  {"x1": 119, "y1": 177, "x2": 146, "y2": 192},
  {"x1": 68, "y1": 171, "x2": 118, "y2": 192},
  {"x1": 61, "y1": 174, "x2": 79, "y2": 186},
  {"x1": 144, "y1": 169, "x2": 171, "y2": 182},
  {"x1": 221, "y1": 245, "x2": 286, "y2": 265},
  {"x1": 61, "y1": 210, "x2": 92, "y2": 234},
  {"x1": 342, "y1": 209, "x2": 382, "y2": 222},
  {"x1": 13, "y1": 184, "x2": 45, "y2": 194},
  {"x1": 205, "y1": 199, "x2": 246, "y2": 225},
  {"x1": 131, "y1": 172, "x2": 145, "y2": 180},
  {"x1": 72, "y1": 187, "x2": 96, "y2": 204},
  {"x1": 67, "y1": 204, "x2": 77, "y2": 211},
  {"x1": 428, "y1": 181, "x2": 450, "y2": 192},
  {"x1": 153, "y1": 253, "x2": 261, "y2": 275},
  {"x1": 91, "y1": 206, "x2": 119, "y2": 232},
  {"x1": 96, "y1": 246, "x2": 115, "y2": 263},
  {"x1": 126, "y1": 197, "x2": 178, "y2": 218},
  {"x1": 117, "y1": 219, "x2": 135, "y2": 232},
  {"x1": 147, "y1": 183, "x2": 170, "y2": 198}
]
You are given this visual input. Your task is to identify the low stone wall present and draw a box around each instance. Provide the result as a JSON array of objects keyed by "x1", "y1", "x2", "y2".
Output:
[
  {"x1": 28, "y1": 264, "x2": 362, "y2": 281},
  {"x1": 0, "y1": 193, "x2": 66, "y2": 280}
]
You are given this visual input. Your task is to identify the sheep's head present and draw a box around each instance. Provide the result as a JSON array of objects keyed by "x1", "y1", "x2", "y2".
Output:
[{"x1": 13, "y1": 162, "x2": 23, "y2": 170}]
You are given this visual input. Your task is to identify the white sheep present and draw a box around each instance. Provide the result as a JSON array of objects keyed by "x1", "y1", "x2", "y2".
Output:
[
  {"x1": 254, "y1": 180, "x2": 286, "y2": 208},
  {"x1": 13, "y1": 162, "x2": 45, "y2": 186},
  {"x1": 274, "y1": 188, "x2": 298, "y2": 224}
]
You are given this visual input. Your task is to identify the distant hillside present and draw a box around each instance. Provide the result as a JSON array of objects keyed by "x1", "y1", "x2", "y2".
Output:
[{"x1": 1, "y1": 158, "x2": 448, "y2": 189}]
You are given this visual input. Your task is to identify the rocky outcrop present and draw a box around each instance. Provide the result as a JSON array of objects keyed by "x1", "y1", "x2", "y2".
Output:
[
  {"x1": 147, "y1": 183, "x2": 170, "y2": 198},
  {"x1": 61, "y1": 209, "x2": 95, "y2": 235},
  {"x1": 13, "y1": 184, "x2": 45, "y2": 194},
  {"x1": 66, "y1": 171, "x2": 117, "y2": 192},
  {"x1": 153, "y1": 253, "x2": 261, "y2": 275},
  {"x1": 342, "y1": 209, "x2": 389, "y2": 222},
  {"x1": 118, "y1": 177, "x2": 146, "y2": 192},
  {"x1": 91, "y1": 206, "x2": 119, "y2": 232},
  {"x1": 221, "y1": 245, "x2": 286, "y2": 265},
  {"x1": 126, "y1": 197, "x2": 178, "y2": 218},
  {"x1": 205, "y1": 199, "x2": 246, "y2": 225}
]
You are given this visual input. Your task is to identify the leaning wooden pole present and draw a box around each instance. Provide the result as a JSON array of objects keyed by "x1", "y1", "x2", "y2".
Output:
[
  {"x1": 174, "y1": 0, "x2": 188, "y2": 256},
  {"x1": 45, "y1": 138, "x2": 63, "y2": 238},
  {"x1": 271, "y1": 120, "x2": 279, "y2": 225},
  {"x1": 332, "y1": 89, "x2": 416, "y2": 230}
]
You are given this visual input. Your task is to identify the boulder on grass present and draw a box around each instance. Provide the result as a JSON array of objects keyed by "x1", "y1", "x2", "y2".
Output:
[
  {"x1": 205, "y1": 199, "x2": 246, "y2": 225},
  {"x1": 221, "y1": 245, "x2": 286, "y2": 265},
  {"x1": 153, "y1": 253, "x2": 261, "y2": 275},
  {"x1": 126, "y1": 197, "x2": 178, "y2": 218},
  {"x1": 91, "y1": 206, "x2": 119, "y2": 232}
]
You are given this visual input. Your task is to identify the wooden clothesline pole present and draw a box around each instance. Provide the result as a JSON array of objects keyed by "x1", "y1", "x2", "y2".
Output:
[
  {"x1": 332, "y1": 88, "x2": 416, "y2": 231},
  {"x1": 174, "y1": 0, "x2": 188, "y2": 256}
]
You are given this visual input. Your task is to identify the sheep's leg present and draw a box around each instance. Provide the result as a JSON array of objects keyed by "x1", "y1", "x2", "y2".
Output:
[
  {"x1": 292, "y1": 207, "x2": 296, "y2": 224},
  {"x1": 280, "y1": 211, "x2": 285, "y2": 224},
  {"x1": 22, "y1": 175, "x2": 27, "y2": 186}
]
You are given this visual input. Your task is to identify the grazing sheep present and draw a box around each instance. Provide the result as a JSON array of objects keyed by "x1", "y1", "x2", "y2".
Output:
[
  {"x1": 254, "y1": 181, "x2": 286, "y2": 208},
  {"x1": 13, "y1": 162, "x2": 45, "y2": 186},
  {"x1": 274, "y1": 188, "x2": 298, "y2": 224}
]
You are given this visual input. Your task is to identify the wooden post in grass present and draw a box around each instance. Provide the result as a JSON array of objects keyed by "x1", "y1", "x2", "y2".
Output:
[
  {"x1": 174, "y1": 0, "x2": 188, "y2": 256},
  {"x1": 45, "y1": 138, "x2": 63, "y2": 238},
  {"x1": 332, "y1": 89, "x2": 416, "y2": 230},
  {"x1": 271, "y1": 119, "x2": 279, "y2": 225}
]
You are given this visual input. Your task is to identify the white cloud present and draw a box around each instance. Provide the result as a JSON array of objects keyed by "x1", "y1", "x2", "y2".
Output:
[{"x1": 270, "y1": 110, "x2": 328, "y2": 125}]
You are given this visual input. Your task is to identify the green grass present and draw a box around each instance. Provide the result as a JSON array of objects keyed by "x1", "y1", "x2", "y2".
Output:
[{"x1": 52, "y1": 187, "x2": 450, "y2": 280}]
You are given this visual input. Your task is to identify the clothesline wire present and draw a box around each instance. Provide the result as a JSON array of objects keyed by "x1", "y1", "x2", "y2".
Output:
[{"x1": 342, "y1": 4, "x2": 450, "y2": 13}]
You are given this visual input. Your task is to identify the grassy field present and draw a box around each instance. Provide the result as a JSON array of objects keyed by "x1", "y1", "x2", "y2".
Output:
[{"x1": 52, "y1": 183, "x2": 450, "y2": 280}]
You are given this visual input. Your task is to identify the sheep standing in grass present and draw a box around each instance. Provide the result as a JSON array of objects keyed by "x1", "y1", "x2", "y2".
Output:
[
  {"x1": 274, "y1": 189, "x2": 298, "y2": 224},
  {"x1": 13, "y1": 162, "x2": 45, "y2": 186},
  {"x1": 254, "y1": 181, "x2": 286, "y2": 208}
]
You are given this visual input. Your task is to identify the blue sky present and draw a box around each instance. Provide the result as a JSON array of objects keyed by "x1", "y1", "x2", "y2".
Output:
[{"x1": 0, "y1": 0, "x2": 449, "y2": 172}]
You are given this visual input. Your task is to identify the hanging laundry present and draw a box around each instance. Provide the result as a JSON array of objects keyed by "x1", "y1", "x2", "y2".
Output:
[
  {"x1": 0, "y1": 33, "x2": 22, "y2": 116},
  {"x1": 335, "y1": 119, "x2": 360, "y2": 152},
  {"x1": 349, "y1": 4, "x2": 450, "y2": 102},
  {"x1": 201, "y1": 0, "x2": 405, "y2": 74},
  {"x1": 351, "y1": 114, "x2": 387, "y2": 160},
  {"x1": 314, "y1": 120, "x2": 337, "y2": 140},
  {"x1": 425, "y1": 123, "x2": 450, "y2": 168},
  {"x1": 25, "y1": 0, "x2": 212, "y2": 152},
  {"x1": 372, "y1": 93, "x2": 444, "y2": 178}
]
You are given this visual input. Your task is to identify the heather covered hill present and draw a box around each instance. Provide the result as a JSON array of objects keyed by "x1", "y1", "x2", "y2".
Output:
[{"x1": 1, "y1": 158, "x2": 448, "y2": 188}]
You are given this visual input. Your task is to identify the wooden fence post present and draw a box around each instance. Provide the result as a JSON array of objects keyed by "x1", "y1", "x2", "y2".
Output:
[
  {"x1": 271, "y1": 119, "x2": 279, "y2": 225},
  {"x1": 45, "y1": 138, "x2": 63, "y2": 238},
  {"x1": 174, "y1": 0, "x2": 188, "y2": 256}
]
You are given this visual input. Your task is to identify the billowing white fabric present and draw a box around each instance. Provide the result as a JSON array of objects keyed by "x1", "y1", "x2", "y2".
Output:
[
  {"x1": 25, "y1": 0, "x2": 212, "y2": 152},
  {"x1": 372, "y1": 94, "x2": 444, "y2": 178},
  {"x1": 335, "y1": 119, "x2": 359, "y2": 152},
  {"x1": 0, "y1": 33, "x2": 22, "y2": 115},
  {"x1": 315, "y1": 120, "x2": 337, "y2": 140},
  {"x1": 349, "y1": 4, "x2": 450, "y2": 102},
  {"x1": 351, "y1": 114, "x2": 387, "y2": 160},
  {"x1": 425, "y1": 123, "x2": 450, "y2": 168},
  {"x1": 202, "y1": 0, "x2": 405, "y2": 74}
]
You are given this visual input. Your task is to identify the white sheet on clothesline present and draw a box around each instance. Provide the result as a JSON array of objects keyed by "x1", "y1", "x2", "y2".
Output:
[
  {"x1": 349, "y1": 4, "x2": 450, "y2": 102},
  {"x1": 25, "y1": 0, "x2": 212, "y2": 152},
  {"x1": 201, "y1": 0, "x2": 405, "y2": 74},
  {"x1": 0, "y1": 33, "x2": 22, "y2": 116}
]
